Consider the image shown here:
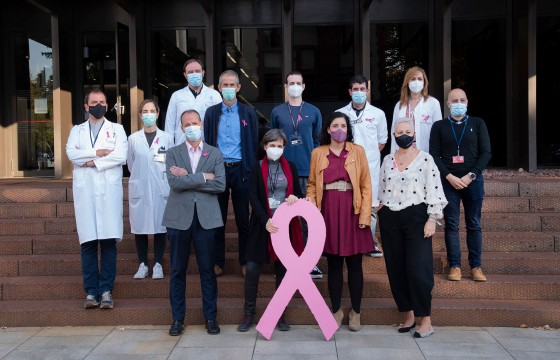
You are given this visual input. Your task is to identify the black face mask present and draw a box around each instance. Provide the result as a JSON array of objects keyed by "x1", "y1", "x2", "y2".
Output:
[
  {"x1": 395, "y1": 134, "x2": 414, "y2": 149},
  {"x1": 88, "y1": 103, "x2": 107, "y2": 120}
]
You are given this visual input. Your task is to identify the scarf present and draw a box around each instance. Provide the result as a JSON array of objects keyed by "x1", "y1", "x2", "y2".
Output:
[{"x1": 260, "y1": 156, "x2": 304, "y2": 261}]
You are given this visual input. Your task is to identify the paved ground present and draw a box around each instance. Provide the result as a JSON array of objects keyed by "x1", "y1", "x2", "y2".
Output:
[{"x1": 1, "y1": 325, "x2": 559, "y2": 359}]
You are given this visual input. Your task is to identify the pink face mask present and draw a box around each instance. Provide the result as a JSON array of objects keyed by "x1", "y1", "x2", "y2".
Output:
[{"x1": 330, "y1": 129, "x2": 347, "y2": 143}]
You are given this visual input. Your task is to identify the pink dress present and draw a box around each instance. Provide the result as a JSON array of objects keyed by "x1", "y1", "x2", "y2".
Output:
[{"x1": 321, "y1": 149, "x2": 374, "y2": 256}]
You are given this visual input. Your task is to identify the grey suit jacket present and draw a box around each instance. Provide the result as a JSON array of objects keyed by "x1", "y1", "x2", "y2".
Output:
[{"x1": 162, "y1": 142, "x2": 226, "y2": 230}]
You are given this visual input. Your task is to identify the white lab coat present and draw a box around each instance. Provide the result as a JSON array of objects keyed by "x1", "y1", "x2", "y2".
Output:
[
  {"x1": 165, "y1": 84, "x2": 222, "y2": 145},
  {"x1": 391, "y1": 96, "x2": 442, "y2": 154},
  {"x1": 127, "y1": 128, "x2": 173, "y2": 234},
  {"x1": 65, "y1": 119, "x2": 128, "y2": 244},
  {"x1": 337, "y1": 102, "x2": 388, "y2": 207}
]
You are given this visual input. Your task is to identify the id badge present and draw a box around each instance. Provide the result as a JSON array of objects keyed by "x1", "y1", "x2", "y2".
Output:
[
  {"x1": 268, "y1": 197, "x2": 281, "y2": 209},
  {"x1": 452, "y1": 155, "x2": 464, "y2": 164},
  {"x1": 290, "y1": 134, "x2": 303, "y2": 145},
  {"x1": 154, "y1": 153, "x2": 166, "y2": 163}
]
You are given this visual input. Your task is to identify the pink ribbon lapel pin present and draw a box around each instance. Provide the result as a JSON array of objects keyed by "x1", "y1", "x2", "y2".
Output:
[
  {"x1": 256, "y1": 200, "x2": 338, "y2": 341},
  {"x1": 242, "y1": 119, "x2": 248, "y2": 127}
]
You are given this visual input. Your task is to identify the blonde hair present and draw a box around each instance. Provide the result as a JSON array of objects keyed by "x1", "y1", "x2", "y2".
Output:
[{"x1": 399, "y1": 66, "x2": 429, "y2": 108}]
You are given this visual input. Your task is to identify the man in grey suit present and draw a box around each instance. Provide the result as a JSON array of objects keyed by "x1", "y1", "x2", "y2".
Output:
[{"x1": 162, "y1": 109, "x2": 226, "y2": 336}]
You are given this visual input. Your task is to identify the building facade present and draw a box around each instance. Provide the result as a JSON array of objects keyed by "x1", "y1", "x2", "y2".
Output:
[{"x1": 0, "y1": 0, "x2": 559, "y2": 178}]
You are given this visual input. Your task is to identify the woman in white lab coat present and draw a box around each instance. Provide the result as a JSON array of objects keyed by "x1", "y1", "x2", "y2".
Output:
[
  {"x1": 127, "y1": 100, "x2": 173, "y2": 279},
  {"x1": 390, "y1": 66, "x2": 443, "y2": 154}
]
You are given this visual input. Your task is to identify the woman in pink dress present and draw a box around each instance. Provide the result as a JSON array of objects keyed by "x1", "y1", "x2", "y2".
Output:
[{"x1": 306, "y1": 111, "x2": 373, "y2": 332}]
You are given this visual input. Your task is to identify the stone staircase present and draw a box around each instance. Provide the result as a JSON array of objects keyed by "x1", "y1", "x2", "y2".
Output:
[{"x1": 0, "y1": 178, "x2": 559, "y2": 328}]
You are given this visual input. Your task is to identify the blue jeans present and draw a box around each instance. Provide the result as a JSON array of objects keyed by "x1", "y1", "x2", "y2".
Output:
[
  {"x1": 80, "y1": 239, "x2": 117, "y2": 298},
  {"x1": 442, "y1": 176, "x2": 484, "y2": 268}
]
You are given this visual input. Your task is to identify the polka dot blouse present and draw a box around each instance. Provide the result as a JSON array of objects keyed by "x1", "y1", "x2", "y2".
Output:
[{"x1": 378, "y1": 150, "x2": 448, "y2": 216}]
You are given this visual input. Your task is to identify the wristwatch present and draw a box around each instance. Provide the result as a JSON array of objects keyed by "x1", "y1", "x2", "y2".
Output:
[{"x1": 468, "y1": 172, "x2": 477, "y2": 180}]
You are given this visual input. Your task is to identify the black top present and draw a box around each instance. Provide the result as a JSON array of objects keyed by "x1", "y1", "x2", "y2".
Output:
[{"x1": 429, "y1": 115, "x2": 492, "y2": 177}]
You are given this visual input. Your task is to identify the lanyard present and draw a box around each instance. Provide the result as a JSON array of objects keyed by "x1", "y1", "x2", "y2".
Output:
[
  {"x1": 268, "y1": 162, "x2": 280, "y2": 196},
  {"x1": 287, "y1": 102, "x2": 304, "y2": 133},
  {"x1": 448, "y1": 116, "x2": 469, "y2": 154},
  {"x1": 89, "y1": 120, "x2": 104, "y2": 148},
  {"x1": 352, "y1": 106, "x2": 366, "y2": 123}
]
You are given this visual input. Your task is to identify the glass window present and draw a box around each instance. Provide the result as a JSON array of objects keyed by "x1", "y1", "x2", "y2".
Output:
[
  {"x1": 14, "y1": 35, "x2": 54, "y2": 174},
  {"x1": 222, "y1": 27, "x2": 283, "y2": 124},
  {"x1": 151, "y1": 29, "x2": 206, "y2": 128}
]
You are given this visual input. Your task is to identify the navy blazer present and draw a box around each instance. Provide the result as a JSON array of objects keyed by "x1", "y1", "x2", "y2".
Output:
[{"x1": 203, "y1": 101, "x2": 259, "y2": 180}]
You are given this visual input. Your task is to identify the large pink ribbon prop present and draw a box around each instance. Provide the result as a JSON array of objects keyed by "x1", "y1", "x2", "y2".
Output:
[{"x1": 256, "y1": 200, "x2": 338, "y2": 341}]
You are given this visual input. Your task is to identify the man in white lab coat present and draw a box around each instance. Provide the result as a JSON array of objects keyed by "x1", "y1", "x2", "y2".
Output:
[
  {"x1": 165, "y1": 59, "x2": 222, "y2": 145},
  {"x1": 65, "y1": 88, "x2": 128, "y2": 310},
  {"x1": 337, "y1": 75, "x2": 388, "y2": 257}
]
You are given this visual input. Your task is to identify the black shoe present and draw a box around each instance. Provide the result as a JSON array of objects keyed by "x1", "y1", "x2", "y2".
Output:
[
  {"x1": 237, "y1": 313, "x2": 255, "y2": 332},
  {"x1": 169, "y1": 320, "x2": 183, "y2": 336},
  {"x1": 206, "y1": 319, "x2": 221, "y2": 335},
  {"x1": 277, "y1": 315, "x2": 290, "y2": 331},
  {"x1": 397, "y1": 321, "x2": 416, "y2": 333},
  {"x1": 310, "y1": 266, "x2": 323, "y2": 279}
]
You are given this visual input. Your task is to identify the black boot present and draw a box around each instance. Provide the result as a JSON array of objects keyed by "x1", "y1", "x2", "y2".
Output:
[
  {"x1": 237, "y1": 313, "x2": 255, "y2": 332},
  {"x1": 276, "y1": 313, "x2": 290, "y2": 331}
]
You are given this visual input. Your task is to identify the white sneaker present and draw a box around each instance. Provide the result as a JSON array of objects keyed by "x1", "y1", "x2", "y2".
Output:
[
  {"x1": 134, "y1": 262, "x2": 149, "y2": 279},
  {"x1": 152, "y1": 262, "x2": 164, "y2": 279}
]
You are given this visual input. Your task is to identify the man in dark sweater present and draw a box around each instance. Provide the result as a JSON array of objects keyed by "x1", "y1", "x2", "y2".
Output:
[
  {"x1": 429, "y1": 88, "x2": 492, "y2": 282},
  {"x1": 269, "y1": 70, "x2": 323, "y2": 279},
  {"x1": 204, "y1": 70, "x2": 259, "y2": 277}
]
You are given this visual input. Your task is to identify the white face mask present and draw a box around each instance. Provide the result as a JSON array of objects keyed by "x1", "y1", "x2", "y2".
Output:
[
  {"x1": 184, "y1": 125, "x2": 202, "y2": 142},
  {"x1": 408, "y1": 80, "x2": 424, "y2": 94},
  {"x1": 266, "y1": 147, "x2": 283, "y2": 161},
  {"x1": 287, "y1": 85, "x2": 304, "y2": 98}
]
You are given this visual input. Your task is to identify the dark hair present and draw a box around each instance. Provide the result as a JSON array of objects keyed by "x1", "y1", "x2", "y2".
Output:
[
  {"x1": 286, "y1": 70, "x2": 304, "y2": 84},
  {"x1": 320, "y1": 111, "x2": 353, "y2": 145},
  {"x1": 138, "y1": 99, "x2": 160, "y2": 114},
  {"x1": 182, "y1": 58, "x2": 204, "y2": 72},
  {"x1": 261, "y1": 129, "x2": 288, "y2": 148},
  {"x1": 84, "y1": 88, "x2": 106, "y2": 104},
  {"x1": 180, "y1": 109, "x2": 201, "y2": 126},
  {"x1": 349, "y1": 75, "x2": 368, "y2": 89}
]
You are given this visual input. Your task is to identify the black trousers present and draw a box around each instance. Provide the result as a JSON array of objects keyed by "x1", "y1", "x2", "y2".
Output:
[
  {"x1": 134, "y1": 233, "x2": 166, "y2": 266},
  {"x1": 243, "y1": 261, "x2": 286, "y2": 315},
  {"x1": 326, "y1": 254, "x2": 364, "y2": 314},
  {"x1": 378, "y1": 203, "x2": 434, "y2": 317}
]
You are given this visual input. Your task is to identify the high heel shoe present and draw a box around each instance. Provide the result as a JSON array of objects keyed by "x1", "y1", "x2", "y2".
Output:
[
  {"x1": 397, "y1": 321, "x2": 416, "y2": 333},
  {"x1": 413, "y1": 326, "x2": 434, "y2": 338}
]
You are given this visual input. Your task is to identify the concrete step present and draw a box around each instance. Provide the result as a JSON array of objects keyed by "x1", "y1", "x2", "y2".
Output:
[
  {"x1": 1, "y1": 251, "x2": 559, "y2": 277},
  {"x1": 1, "y1": 231, "x2": 556, "y2": 256},
  {"x1": 2, "y1": 273, "x2": 559, "y2": 301},
  {"x1": 0, "y1": 297, "x2": 558, "y2": 328}
]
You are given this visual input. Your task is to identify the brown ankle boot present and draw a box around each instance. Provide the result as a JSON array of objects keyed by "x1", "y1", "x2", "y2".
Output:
[
  {"x1": 348, "y1": 309, "x2": 361, "y2": 332},
  {"x1": 333, "y1": 309, "x2": 343, "y2": 328}
]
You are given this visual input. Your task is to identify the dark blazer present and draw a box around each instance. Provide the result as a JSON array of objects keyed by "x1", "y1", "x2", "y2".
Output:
[
  {"x1": 245, "y1": 159, "x2": 302, "y2": 264},
  {"x1": 203, "y1": 101, "x2": 259, "y2": 180},
  {"x1": 162, "y1": 142, "x2": 226, "y2": 230}
]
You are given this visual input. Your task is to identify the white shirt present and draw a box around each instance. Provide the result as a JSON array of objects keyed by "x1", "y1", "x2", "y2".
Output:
[
  {"x1": 165, "y1": 84, "x2": 222, "y2": 145},
  {"x1": 391, "y1": 96, "x2": 442, "y2": 154},
  {"x1": 186, "y1": 141, "x2": 204, "y2": 174},
  {"x1": 337, "y1": 102, "x2": 388, "y2": 207},
  {"x1": 379, "y1": 150, "x2": 447, "y2": 216}
]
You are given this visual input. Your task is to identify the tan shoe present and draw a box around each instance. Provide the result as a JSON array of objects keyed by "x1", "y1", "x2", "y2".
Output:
[
  {"x1": 348, "y1": 309, "x2": 361, "y2": 332},
  {"x1": 333, "y1": 309, "x2": 343, "y2": 328},
  {"x1": 448, "y1": 267, "x2": 462, "y2": 281},
  {"x1": 470, "y1": 267, "x2": 487, "y2": 282},
  {"x1": 214, "y1": 265, "x2": 223, "y2": 276}
]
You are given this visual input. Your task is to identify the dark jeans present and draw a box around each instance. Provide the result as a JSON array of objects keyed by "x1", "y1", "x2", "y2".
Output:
[
  {"x1": 243, "y1": 261, "x2": 287, "y2": 315},
  {"x1": 326, "y1": 254, "x2": 363, "y2": 314},
  {"x1": 378, "y1": 203, "x2": 433, "y2": 317},
  {"x1": 298, "y1": 177, "x2": 309, "y2": 245},
  {"x1": 134, "y1": 233, "x2": 166, "y2": 266},
  {"x1": 442, "y1": 176, "x2": 484, "y2": 268},
  {"x1": 216, "y1": 165, "x2": 249, "y2": 267},
  {"x1": 80, "y1": 239, "x2": 117, "y2": 298},
  {"x1": 168, "y1": 212, "x2": 217, "y2": 322}
]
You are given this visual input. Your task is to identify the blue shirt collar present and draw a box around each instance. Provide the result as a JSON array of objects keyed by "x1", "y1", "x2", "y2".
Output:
[{"x1": 221, "y1": 100, "x2": 238, "y2": 114}]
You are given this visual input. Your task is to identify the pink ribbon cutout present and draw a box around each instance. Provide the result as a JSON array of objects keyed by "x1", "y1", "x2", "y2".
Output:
[
  {"x1": 242, "y1": 119, "x2": 248, "y2": 126},
  {"x1": 256, "y1": 200, "x2": 338, "y2": 341}
]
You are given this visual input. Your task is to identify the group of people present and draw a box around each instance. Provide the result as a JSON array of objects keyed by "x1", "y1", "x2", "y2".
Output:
[{"x1": 65, "y1": 60, "x2": 491, "y2": 339}]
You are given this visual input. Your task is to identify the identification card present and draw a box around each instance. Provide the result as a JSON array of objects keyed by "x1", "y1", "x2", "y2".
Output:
[
  {"x1": 268, "y1": 197, "x2": 281, "y2": 209},
  {"x1": 154, "y1": 153, "x2": 166, "y2": 163},
  {"x1": 452, "y1": 155, "x2": 464, "y2": 164},
  {"x1": 290, "y1": 134, "x2": 303, "y2": 145}
]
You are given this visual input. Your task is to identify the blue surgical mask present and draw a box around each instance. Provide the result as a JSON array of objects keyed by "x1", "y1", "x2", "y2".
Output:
[
  {"x1": 141, "y1": 113, "x2": 157, "y2": 127},
  {"x1": 450, "y1": 103, "x2": 467, "y2": 117},
  {"x1": 351, "y1": 91, "x2": 367, "y2": 105},
  {"x1": 187, "y1": 73, "x2": 203, "y2": 87},
  {"x1": 184, "y1": 125, "x2": 202, "y2": 142},
  {"x1": 221, "y1": 87, "x2": 237, "y2": 102}
]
